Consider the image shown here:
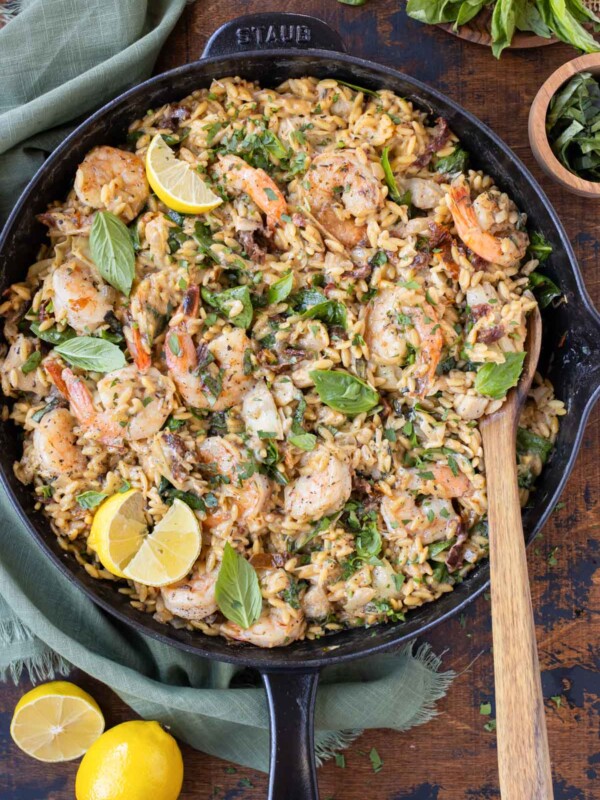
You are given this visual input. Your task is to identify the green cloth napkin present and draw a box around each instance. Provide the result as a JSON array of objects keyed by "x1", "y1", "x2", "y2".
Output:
[{"x1": 0, "y1": 0, "x2": 455, "y2": 774}]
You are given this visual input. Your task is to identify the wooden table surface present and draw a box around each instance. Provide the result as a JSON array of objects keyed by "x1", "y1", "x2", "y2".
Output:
[{"x1": 1, "y1": 2, "x2": 599, "y2": 799}]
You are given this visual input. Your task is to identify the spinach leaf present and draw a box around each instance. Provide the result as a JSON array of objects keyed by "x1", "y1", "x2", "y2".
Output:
[
  {"x1": 547, "y1": 72, "x2": 600, "y2": 180},
  {"x1": 528, "y1": 271, "x2": 562, "y2": 308},
  {"x1": 215, "y1": 542, "x2": 262, "y2": 628},
  {"x1": 434, "y1": 146, "x2": 469, "y2": 176},
  {"x1": 55, "y1": 336, "x2": 126, "y2": 372},
  {"x1": 267, "y1": 272, "x2": 293, "y2": 304},
  {"x1": 201, "y1": 285, "x2": 253, "y2": 328},
  {"x1": 474, "y1": 351, "x2": 526, "y2": 399},
  {"x1": 527, "y1": 231, "x2": 553, "y2": 263},
  {"x1": 90, "y1": 211, "x2": 136, "y2": 296},
  {"x1": 381, "y1": 146, "x2": 403, "y2": 202},
  {"x1": 21, "y1": 350, "x2": 41, "y2": 374},
  {"x1": 293, "y1": 288, "x2": 347, "y2": 328},
  {"x1": 516, "y1": 426, "x2": 553, "y2": 463},
  {"x1": 310, "y1": 369, "x2": 380, "y2": 415}
]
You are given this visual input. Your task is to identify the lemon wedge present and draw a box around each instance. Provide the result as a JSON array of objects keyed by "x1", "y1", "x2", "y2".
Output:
[
  {"x1": 90, "y1": 492, "x2": 201, "y2": 587},
  {"x1": 76, "y1": 720, "x2": 183, "y2": 800},
  {"x1": 122, "y1": 498, "x2": 201, "y2": 586},
  {"x1": 89, "y1": 489, "x2": 147, "y2": 579},
  {"x1": 145, "y1": 133, "x2": 222, "y2": 214},
  {"x1": 10, "y1": 681, "x2": 104, "y2": 762}
]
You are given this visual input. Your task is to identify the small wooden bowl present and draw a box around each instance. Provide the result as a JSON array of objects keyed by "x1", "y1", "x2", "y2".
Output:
[{"x1": 529, "y1": 53, "x2": 600, "y2": 198}]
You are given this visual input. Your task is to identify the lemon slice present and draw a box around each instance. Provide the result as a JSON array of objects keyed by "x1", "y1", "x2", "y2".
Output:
[
  {"x1": 10, "y1": 681, "x2": 104, "y2": 762},
  {"x1": 122, "y1": 499, "x2": 201, "y2": 587},
  {"x1": 146, "y1": 134, "x2": 222, "y2": 214},
  {"x1": 89, "y1": 489, "x2": 148, "y2": 579}
]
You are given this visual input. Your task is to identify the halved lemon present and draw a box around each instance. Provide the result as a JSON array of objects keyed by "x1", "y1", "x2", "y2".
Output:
[
  {"x1": 146, "y1": 133, "x2": 222, "y2": 214},
  {"x1": 10, "y1": 681, "x2": 104, "y2": 762},
  {"x1": 88, "y1": 489, "x2": 147, "y2": 579},
  {"x1": 90, "y1": 492, "x2": 201, "y2": 587},
  {"x1": 122, "y1": 499, "x2": 201, "y2": 587}
]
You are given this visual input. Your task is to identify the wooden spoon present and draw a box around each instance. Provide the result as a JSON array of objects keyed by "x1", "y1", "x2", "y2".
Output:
[{"x1": 480, "y1": 306, "x2": 554, "y2": 800}]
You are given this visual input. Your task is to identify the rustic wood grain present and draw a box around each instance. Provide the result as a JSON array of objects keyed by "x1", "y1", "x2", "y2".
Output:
[
  {"x1": 1, "y1": 3, "x2": 599, "y2": 799},
  {"x1": 481, "y1": 309, "x2": 554, "y2": 800},
  {"x1": 529, "y1": 53, "x2": 600, "y2": 198}
]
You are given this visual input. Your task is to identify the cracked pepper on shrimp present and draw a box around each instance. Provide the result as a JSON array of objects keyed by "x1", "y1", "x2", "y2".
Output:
[{"x1": 0, "y1": 77, "x2": 566, "y2": 647}]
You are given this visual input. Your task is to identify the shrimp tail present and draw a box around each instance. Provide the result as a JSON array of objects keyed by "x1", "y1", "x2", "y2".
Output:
[
  {"x1": 44, "y1": 359, "x2": 69, "y2": 397},
  {"x1": 124, "y1": 320, "x2": 151, "y2": 374},
  {"x1": 62, "y1": 367, "x2": 125, "y2": 449}
]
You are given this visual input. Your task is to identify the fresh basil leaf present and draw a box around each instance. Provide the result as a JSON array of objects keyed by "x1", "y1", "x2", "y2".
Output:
[
  {"x1": 289, "y1": 433, "x2": 317, "y2": 451},
  {"x1": 310, "y1": 369, "x2": 379, "y2": 415},
  {"x1": 474, "y1": 351, "x2": 526, "y2": 399},
  {"x1": 29, "y1": 321, "x2": 76, "y2": 346},
  {"x1": 90, "y1": 211, "x2": 136, "y2": 296},
  {"x1": 528, "y1": 271, "x2": 562, "y2": 308},
  {"x1": 201, "y1": 285, "x2": 253, "y2": 329},
  {"x1": 21, "y1": 350, "x2": 41, "y2": 374},
  {"x1": 337, "y1": 0, "x2": 368, "y2": 5},
  {"x1": 294, "y1": 516, "x2": 332, "y2": 551},
  {"x1": 428, "y1": 537, "x2": 456, "y2": 557},
  {"x1": 516, "y1": 426, "x2": 553, "y2": 463},
  {"x1": 434, "y1": 146, "x2": 469, "y2": 176},
  {"x1": 215, "y1": 542, "x2": 262, "y2": 628},
  {"x1": 267, "y1": 272, "x2": 293, "y2": 304},
  {"x1": 76, "y1": 490, "x2": 108, "y2": 509},
  {"x1": 157, "y1": 476, "x2": 206, "y2": 511},
  {"x1": 54, "y1": 336, "x2": 126, "y2": 372}
]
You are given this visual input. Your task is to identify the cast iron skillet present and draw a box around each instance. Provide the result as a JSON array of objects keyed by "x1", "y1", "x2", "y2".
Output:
[{"x1": 1, "y1": 13, "x2": 599, "y2": 799}]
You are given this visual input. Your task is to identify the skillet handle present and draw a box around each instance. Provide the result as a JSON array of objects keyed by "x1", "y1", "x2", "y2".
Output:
[
  {"x1": 202, "y1": 13, "x2": 347, "y2": 58},
  {"x1": 261, "y1": 669, "x2": 321, "y2": 800}
]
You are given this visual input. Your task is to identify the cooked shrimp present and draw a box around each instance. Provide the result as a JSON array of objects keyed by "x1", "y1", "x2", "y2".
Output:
[
  {"x1": 301, "y1": 581, "x2": 331, "y2": 620},
  {"x1": 400, "y1": 177, "x2": 445, "y2": 210},
  {"x1": 51, "y1": 260, "x2": 116, "y2": 334},
  {"x1": 32, "y1": 407, "x2": 87, "y2": 479},
  {"x1": 37, "y1": 208, "x2": 94, "y2": 236},
  {"x1": 160, "y1": 565, "x2": 218, "y2": 621},
  {"x1": 241, "y1": 380, "x2": 283, "y2": 441},
  {"x1": 96, "y1": 365, "x2": 175, "y2": 440},
  {"x1": 284, "y1": 446, "x2": 352, "y2": 522},
  {"x1": 405, "y1": 464, "x2": 472, "y2": 498},
  {"x1": 302, "y1": 151, "x2": 384, "y2": 249},
  {"x1": 165, "y1": 286, "x2": 255, "y2": 411},
  {"x1": 197, "y1": 436, "x2": 270, "y2": 528},
  {"x1": 447, "y1": 180, "x2": 528, "y2": 267},
  {"x1": 74, "y1": 146, "x2": 149, "y2": 222},
  {"x1": 1, "y1": 335, "x2": 46, "y2": 397},
  {"x1": 221, "y1": 603, "x2": 306, "y2": 647},
  {"x1": 381, "y1": 492, "x2": 461, "y2": 545},
  {"x1": 365, "y1": 287, "x2": 443, "y2": 395},
  {"x1": 214, "y1": 154, "x2": 287, "y2": 230},
  {"x1": 58, "y1": 367, "x2": 125, "y2": 449}
]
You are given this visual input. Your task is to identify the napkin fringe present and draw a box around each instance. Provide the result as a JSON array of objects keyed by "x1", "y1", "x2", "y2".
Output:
[
  {"x1": 0, "y1": 616, "x2": 70, "y2": 685},
  {"x1": 400, "y1": 643, "x2": 455, "y2": 730},
  {"x1": 0, "y1": 0, "x2": 22, "y2": 26},
  {"x1": 315, "y1": 729, "x2": 363, "y2": 766}
]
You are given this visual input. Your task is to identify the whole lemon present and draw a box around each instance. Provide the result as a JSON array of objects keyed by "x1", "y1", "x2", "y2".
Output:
[{"x1": 75, "y1": 720, "x2": 183, "y2": 800}]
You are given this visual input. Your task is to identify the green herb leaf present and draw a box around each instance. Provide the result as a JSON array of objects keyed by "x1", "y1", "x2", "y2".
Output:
[
  {"x1": 300, "y1": 300, "x2": 347, "y2": 328},
  {"x1": 21, "y1": 350, "x2": 41, "y2": 374},
  {"x1": 369, "y1": 747, "x2": 383, "y2": 773},
  {"x1": 337, "y1": 0, "x2": 368, "y2": 5},
  {"x1": 31, "y1": 399, "x2": 60, "y2": 423},
  {"x1": 289, "y1": 433, "x2": 317, "y2": 451},
  {"x1": 527, "y1": 231, "x2": 553, "y2": 263},
  {"x1": 215, "y1": 542, "x2": 262, "y2": 629},
  {"x1": 474, "y1": 352, "x2": 526, "y2": 399},
  {"x1": 356, "y1": 520, "x2": 382, "y2": 561},
  {"x1": 434, "y1": 146, "x2": 469, "y2": 176},
  {"x1": 29, "y1": 321, "x2": 76, "y2": 346},
  {"x1": 310, "y1": 369, "x2": 379, "y2": 415},
  {"x1": 157, "y1": 476, "x2": 206, "y2": 511},
  {"x1": 516, "y1": 427, "x2": 553, "y2": 463},
  {"x1": 90, "y1": 211, "x2": 136, "y2": 296},
  {"x1": 528, "y1": 271, "x2": 562, "y2": 308},
  {"x1": 201, "y1": 285, "x2": 253, "y2": 328},
  {"x1": 336, "y1": 80, "x2": 379, "y2": 98},
  {"x1": 76, "y1": 490, "x2": 108, "y2": 510},
  {"x1": 55, "y1": 336, "x2": 126, "y2": 372},
  {"x1": 381, "y1": 146, "x2": 402, "y2": 202},
  {"x1": 267, "y1": 272, "x2": 293, "y2": 304},
  {"x1": 480, "y1": 702, "x2": 492, "y2": 716}
]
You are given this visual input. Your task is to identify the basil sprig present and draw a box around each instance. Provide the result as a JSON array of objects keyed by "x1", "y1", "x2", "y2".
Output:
[
  {"x1": 90, "y1": 211, "x2": 136, "y2": 296},
  {"x1": 76, "y1": 490, "x2": 108, "y2": 510},
  {"x1": 215, "y1": 542, "x2": 262, "y2": 628},
  {"x1": 201, "y1": 285, "x2": 253, "y2": 329},
  {"x1": 310, "y1": 369, "x2": 379, "y2": 415},
  {"x1": 294, "y1": 289, "x2": 347, "y2": 329},
  {"x1": 474, "y1": 351, "x2": 526, "y2": 399},
  {"x1": 55, "y1": 336, "x2": 126, "y2": 372}
]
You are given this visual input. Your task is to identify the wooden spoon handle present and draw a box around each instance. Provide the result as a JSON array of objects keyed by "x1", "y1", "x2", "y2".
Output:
[{"x1": 482, "y1": 414, "x2": 554, "y2": 800}]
